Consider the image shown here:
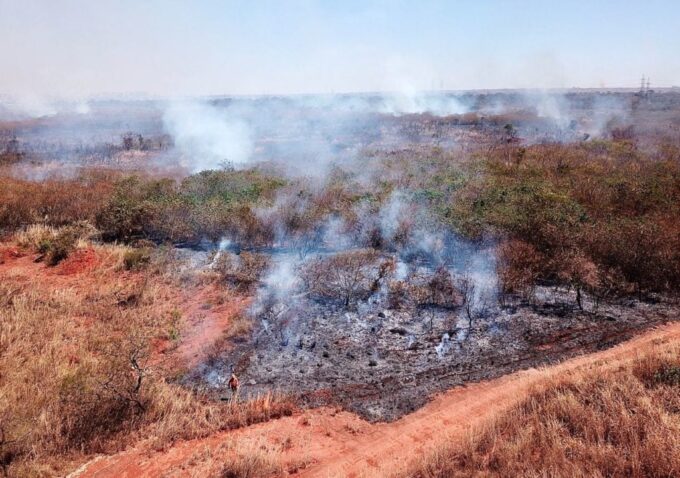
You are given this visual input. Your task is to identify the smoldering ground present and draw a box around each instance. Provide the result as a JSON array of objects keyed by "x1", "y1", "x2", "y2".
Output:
[
  {"x1": 180, "y1": 167, "x2": 666, "y2": 422},
  {"x1": 4, "y1": 89, "x2": 677, "y2": 421}
]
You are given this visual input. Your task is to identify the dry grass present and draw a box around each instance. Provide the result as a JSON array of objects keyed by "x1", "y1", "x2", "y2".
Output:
[
  {"x1": 400, "y1": 341, "x2": 680, "y2": 478},
  {"x1": 160, "y1": 437, "x2": 285, "y2": 478},
  {"x1": 217, "y1": 440, "x2": 284, "y2": 478},
  {"x1": 0, "y1": 239, "x2": 293, "y2": 477}
]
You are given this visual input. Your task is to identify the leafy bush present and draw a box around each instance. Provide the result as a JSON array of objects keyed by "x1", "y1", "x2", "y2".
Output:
[
  {"x1": 653, "y1": 365, "x2": 680, "y2": 387},
  {"x1": 96, "y1": 170, "x2": 284, "y2": 245},
  {"x1": 21, "y1": 223, "x2": 95, "y2": 266},
  {"x1": 45, "y1": 228, "x2": 79, "y2": 265}
]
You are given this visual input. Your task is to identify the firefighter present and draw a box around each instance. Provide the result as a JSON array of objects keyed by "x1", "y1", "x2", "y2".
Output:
[{"x1": 228, "y1": 372, "x2": 240, "y2": 400}]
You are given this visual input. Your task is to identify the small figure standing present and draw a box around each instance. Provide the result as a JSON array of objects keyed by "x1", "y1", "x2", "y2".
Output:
[{"x1": 228, "y1": 373, "x2": 240, "y2": 401}]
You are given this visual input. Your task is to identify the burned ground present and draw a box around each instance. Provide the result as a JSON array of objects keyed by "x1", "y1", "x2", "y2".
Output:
[
  {"x1": 2, "y1": 89, "x2": 680, "y2": 476},
  {"x1": 184, "y1": 247, "x2": 677, "y2": 421}
]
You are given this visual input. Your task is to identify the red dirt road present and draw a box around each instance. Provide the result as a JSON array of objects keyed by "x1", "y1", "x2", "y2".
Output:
[{"x1": 70, "y1": 321, "x2": 680, "y2": 478}]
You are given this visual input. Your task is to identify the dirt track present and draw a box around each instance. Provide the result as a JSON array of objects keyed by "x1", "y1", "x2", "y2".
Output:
[{"x1": 70, "y1": 321, "x2": 680, "y2": 478}]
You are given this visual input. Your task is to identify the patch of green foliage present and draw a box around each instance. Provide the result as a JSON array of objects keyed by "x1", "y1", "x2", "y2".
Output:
[
  {"x1": 449, "y1": 141, "x2": 680, "y2": 296},
  {"x1": 96, "y1": 169, "x2": 286, "y2": 245}
]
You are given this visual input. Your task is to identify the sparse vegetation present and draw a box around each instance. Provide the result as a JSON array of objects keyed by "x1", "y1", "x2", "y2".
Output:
[
  {"x1": 0, "y1": 171, "x2": 116, "y2": 233},
  {"x1": 213, "y1": 251, "x2": 270, "y2": 292},
  {"x1": 219, "y1": 445, "x2": 283, "y2": 478},
  {"x1": 122, "y1": 247, "x2": 152, "y2": 270}
]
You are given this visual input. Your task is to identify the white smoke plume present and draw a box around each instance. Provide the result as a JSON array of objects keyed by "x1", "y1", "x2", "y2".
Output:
[
  {"x1": 379, "y1": 191, "x2": 406, "y2": 242},
  {"x1": 0, "y1": 95, "x2": 93, "y2": 120},
  {"x1": 163, "y1": 100, "x2": 253, "y2": 172},
  {"x1": 378, "y1": 91, "x2": 468, "y2": 116}
]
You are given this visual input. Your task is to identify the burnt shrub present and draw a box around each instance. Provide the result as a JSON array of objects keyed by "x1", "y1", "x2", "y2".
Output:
[
  {"x1": 406, "y1": 267, "x2": 463, "y2": 309},
  {"x1": 497, "y1": 239, "x2": 544, "y2": 302},
  {"x1": 387, "y1": 280, "x2": 409, "y2": 309},
  {"x1": 213, "y1": 251, "x2": 270, "y2": 292},
  {"x1": 301, "y1": 249, "x2": 384, "y2": 307}
]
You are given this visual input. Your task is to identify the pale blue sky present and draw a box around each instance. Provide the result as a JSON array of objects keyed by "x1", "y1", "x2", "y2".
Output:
[{"x1": 1, "y1": 0, "x2": 678, "y2": 97}]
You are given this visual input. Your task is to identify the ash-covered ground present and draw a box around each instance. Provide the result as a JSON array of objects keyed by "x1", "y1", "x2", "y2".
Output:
[
  {"x1": 183, "y1": 246, "x2": 677, "y2": 422},
  {"x1": 5, "y1": 89, "x2": 678, "y2": 421}
]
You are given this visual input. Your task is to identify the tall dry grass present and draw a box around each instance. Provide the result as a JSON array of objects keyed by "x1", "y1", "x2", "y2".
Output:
[
  {"x1": 0, "y1": 240, "x2": 293, "y2": 477},
  {"x1": 400, "y1": 341, "x2": 680, "y2": 478}
]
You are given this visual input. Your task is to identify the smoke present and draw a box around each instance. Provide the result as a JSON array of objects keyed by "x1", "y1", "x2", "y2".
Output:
[
  {"x1": 321, "y1": 216, "x2": 353, "y2": 250},
  {"x1": 435, "y1": 332, "x2": 451, "y2": 358},
  {"x1": 511, "y1": 91, "x2": 634, "y2": 141},
  {"x1": 162, "y1": 100, "x2": 254, "y2": 172},
  {"x1": 250, "y1": 252, "x2": 302, "y2": 317},
  {"x1": 0, "y1": 95, "x2": 93, "y2": 120},
  {"x1": 262, "y1": 255, "x2": 299, "y2": 299},
  {"x1": 530, "y1": 91, "x2": 573, "y2": 129},
  {"x1": 209, "y1": 237, "x2": 232, "y2": 268},
  {"x1": 585, "y1": 94, "x2": 632, "y2": 137},
  {"x1": 159, "y1": 92, "x2": 471, "y2": 176},
  {"x1": 378, "y1": 91, "x2": 468, "y2": 116},
  {"x1": 379, "y1": 191, "x2": 407, "y2": 242},
  {"x1": 460, "y1": 244, "x2": 498, "y2": 309},
  {"x1": 0, "y1": 94, "x2": 57, "y2": 119}
]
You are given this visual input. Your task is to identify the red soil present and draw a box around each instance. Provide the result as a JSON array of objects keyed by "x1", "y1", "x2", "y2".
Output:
[
  {"x1": 69, "y1": 321, "x2": 680, "y2": 478},
  {"x1": 156, "y1": 284, "x2": 251, "y2": 369},
  {"x1": 5, "y1": 242, "x2": 675, "y2": 477},
  {"x1": 0, "y1": 245, "x2": 25, "y2": 263},
  {"x1": 57, "y1": 247, "x2": 101, "y2": 275},
  {"x1": 0, "y1": 247, "x2": 97, "y2": 290}
]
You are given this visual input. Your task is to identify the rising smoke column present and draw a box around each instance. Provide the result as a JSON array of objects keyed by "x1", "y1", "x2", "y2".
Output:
[{"x1": 163, "y1": 100, "x2": 253, "y2": 172}]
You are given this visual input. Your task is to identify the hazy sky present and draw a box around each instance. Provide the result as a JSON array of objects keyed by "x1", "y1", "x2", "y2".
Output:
[{"x1": 1, "y1": 0, "x2": 679, "y2": 98}]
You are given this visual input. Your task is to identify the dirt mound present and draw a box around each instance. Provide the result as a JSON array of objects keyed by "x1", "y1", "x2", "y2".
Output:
[
  {"x1": 70, "y1": 321, "x2": 680, "y2": 478},
  {"x1": 57, "y1": 247, "x2": 100, "y2": 275}
]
